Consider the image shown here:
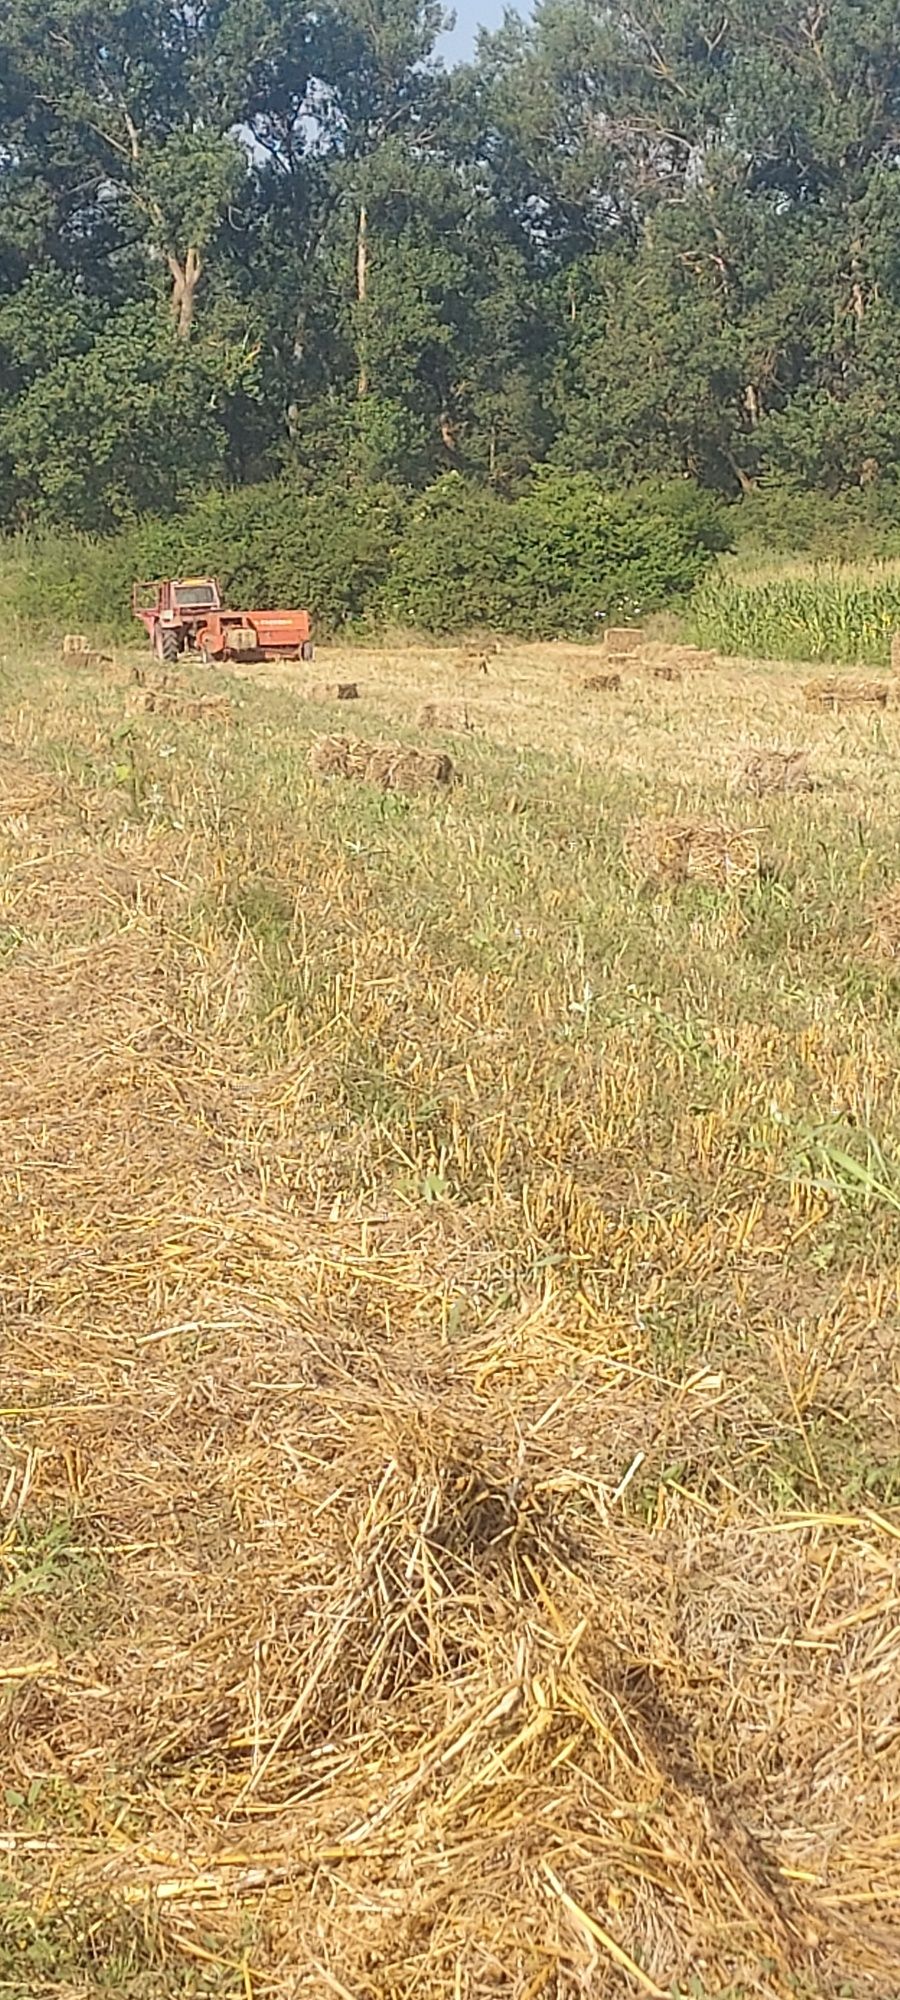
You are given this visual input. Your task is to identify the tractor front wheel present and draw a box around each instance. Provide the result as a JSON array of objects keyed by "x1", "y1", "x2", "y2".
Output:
[{"x1": 155, "y1": 627, "x2": 178, "y2": 664}]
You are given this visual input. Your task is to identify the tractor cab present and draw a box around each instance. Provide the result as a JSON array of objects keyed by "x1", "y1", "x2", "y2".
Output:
[
  {"x1": 132, "y1": 577, "x2": 224, "y2": 661},
  {"x1": 171, "y1": 579, "x2": 221, "y2": 612}
]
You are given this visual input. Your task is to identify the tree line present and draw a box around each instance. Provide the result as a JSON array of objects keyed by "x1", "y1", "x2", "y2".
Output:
[{"x1": 1, "y1": 0, "x2": 899, "y2": 532}]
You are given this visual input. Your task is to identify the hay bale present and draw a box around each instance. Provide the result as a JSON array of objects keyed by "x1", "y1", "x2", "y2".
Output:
[
  {"x1": 672, "y1": 645, "x2": 717, "y2": 669},
  {"x1": 365, "y1": 743, "x2": 455, "y2": 793},
  {"x1": 312, "y1": 681, "x2": 359, "y2": 702},
  {"x1": 308, "y1": 734, "x2": 373, "y2": 779},
  {"x1": 416, "y1": 702, "x2": 474, "y2": 732},
  {"x1": 308, "y1": 734, "x2": 354, "y2": 777},
  {"x1": 139, "y1": 690, "x2": 232, "y2": 723},
  {"x1": 61, "y1": 633, "x2": 89, "y2": 657},
  {"x1": 626, "y1": 815, "x2": 761, "y2": 888},
  {"x1": 604, "y1": 627, "x2": 642, "y2": 657},
  {"x1": 867, "y1": 886, "x2": 900, "y2": 959},
  {"x1": 582, "y1": 672, "x2": 622, "y2": 692},
  {"x1": 736, "y1": 748, "x2": 813, "y2": 797},
  {"x1": 803, "y1": 677, "x2": 891, "y2": 711}
]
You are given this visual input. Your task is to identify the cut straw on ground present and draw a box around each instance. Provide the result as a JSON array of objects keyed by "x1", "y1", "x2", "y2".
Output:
[{"x1": 1, "y1": 639, "x2": 900, "y2": 2000}]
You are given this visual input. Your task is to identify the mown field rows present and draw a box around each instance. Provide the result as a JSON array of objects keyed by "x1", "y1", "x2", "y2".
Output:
[{"x1": 1, "y1": 637, "x2": 899, "y2": 1999}]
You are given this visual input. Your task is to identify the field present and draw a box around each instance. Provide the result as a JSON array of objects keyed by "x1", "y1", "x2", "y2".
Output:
[
  {"x1": 692, "y1": 558, "x2": 900, "y2": 667},
  {"x1": 2, "y1": 634, "x2": 900, "y2": 2000}
]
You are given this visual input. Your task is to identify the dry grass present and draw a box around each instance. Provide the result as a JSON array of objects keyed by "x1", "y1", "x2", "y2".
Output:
[
  {"x1": 455, "y1": 646, "x2": 491, "y2": 677},
  {"x1": 416, "y1": 701, "x2": 476, "y2": 732},
  {"x1": 2, "y1": 640, "x2": 900, "y2": 1999},
  {"x1": 866, "y1": 884, "x2": 900, "y2": 959}
]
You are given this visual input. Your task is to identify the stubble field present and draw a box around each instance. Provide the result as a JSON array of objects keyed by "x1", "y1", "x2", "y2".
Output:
[{"x1": 2, "y1": 635, "x2": 900, "y2": 2000}]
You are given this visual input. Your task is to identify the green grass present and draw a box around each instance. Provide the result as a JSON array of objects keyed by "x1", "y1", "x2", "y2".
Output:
[{"x1": 0, "y1": 1904, "x2": 247, "y2": 1997}]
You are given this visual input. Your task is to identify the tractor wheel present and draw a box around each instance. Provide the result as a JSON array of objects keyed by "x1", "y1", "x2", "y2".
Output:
[
  {"x1": 155, "y1": 627, "x2": 178, "y2": 664},
  {"x1": 300, "y1": 640, "x2": 315, "y2": 662}
]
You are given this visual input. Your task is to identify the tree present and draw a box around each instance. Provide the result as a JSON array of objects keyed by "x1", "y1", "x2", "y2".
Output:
[
  {"x1": 0, "y1": 0, "x2": 252, "y2": 334},
  {"x1": 0, "y1": 307, "x2": 256, "y2": 528}
]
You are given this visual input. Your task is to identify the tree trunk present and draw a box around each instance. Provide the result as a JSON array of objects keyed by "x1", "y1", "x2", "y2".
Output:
[
  {"x1": 724, "y1": 448, "x2": 756, "y2": 495},
  {"x1": 356, "y1": 202, "x2": 369, "y2": 397},
  {"x1": 167, "y1": 245, "x2": 202, "y2": 340}
]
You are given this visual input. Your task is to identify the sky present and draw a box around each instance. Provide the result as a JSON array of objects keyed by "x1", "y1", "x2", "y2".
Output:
[{"x1": 441, "y1": 0, "x2": 527, "y2": 62}]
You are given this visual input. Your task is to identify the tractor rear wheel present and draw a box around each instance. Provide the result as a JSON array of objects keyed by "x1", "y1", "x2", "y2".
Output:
[{"x1": 300, "y1": 640, "x2": 315, "y2": 662}]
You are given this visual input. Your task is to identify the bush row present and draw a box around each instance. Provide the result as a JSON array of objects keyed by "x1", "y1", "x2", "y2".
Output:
[{"x1": 0, "y1": 473, "x2": 728, "y2": 643}]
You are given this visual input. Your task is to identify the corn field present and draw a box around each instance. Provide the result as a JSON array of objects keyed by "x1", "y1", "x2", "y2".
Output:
[{"x1": 691, "y1": 561, "x2": 900, "y2": 664}]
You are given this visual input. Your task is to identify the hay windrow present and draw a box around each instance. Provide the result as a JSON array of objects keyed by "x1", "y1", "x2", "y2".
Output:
[
  {"x1": 604, "y1": 626, "x2": 643, "y2": 656},
  {"x1": 364, "y1": 741, "x2": 455, "y2": 792},
  {"x1": 137, "y1": 688, "x2": 234, "y2": 722},
  {"x1": 308, "y1": 731, "x2": 371, "y2": 778},
  {"x1": 582, "y1": 671, "x2": 622, "y2": 692}
]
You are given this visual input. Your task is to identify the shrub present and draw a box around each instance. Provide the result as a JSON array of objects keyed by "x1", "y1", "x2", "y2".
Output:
[
  {"x1": 727, "y1": 483, "x2": 900, "y2": 562},
  {"x1": 0, "y1": 472, "x2": 720, "y2": 642},
  {"x1": 129, "y1": 481, "x2": 406, "y2": 635},
  {"x1": 383, "y1": 471, "x2": 717, "y2": 637}
]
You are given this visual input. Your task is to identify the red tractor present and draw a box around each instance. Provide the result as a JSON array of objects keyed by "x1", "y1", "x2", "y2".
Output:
[{"x1": 132, "y1": 577, "x2": 314, "y2": 665}]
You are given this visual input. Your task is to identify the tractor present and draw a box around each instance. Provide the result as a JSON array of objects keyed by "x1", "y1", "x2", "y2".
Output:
[{"x1": 132, "y1": 577, "x2": 314, "y2": 664}]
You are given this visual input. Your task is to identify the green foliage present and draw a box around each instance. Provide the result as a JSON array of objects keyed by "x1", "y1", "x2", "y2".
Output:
[
  {"x1": 691, "y1": 564, "x2": 900, "y2": 665},
  {"x1": 728, "y1": 485, "x2": 900, "y2": 561},
  {"x1": 383, "y1": 471, "x2": 717, "y2": 634},
  {"x1": 0, "y1": 473, "x2": 720, "y2": 639},
  {"x1": 0, "y1": 1901, "x2": 243, "y2": 1997},
  {"x1": 131, "y1": 480, "x2": 407, "y2": 634},
  {"x1": 0, "y1": 309, "x2": 258, "y2": 531},
  {"x1": 3, "y1": 0, "x2": 900, "y2": 522}
]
